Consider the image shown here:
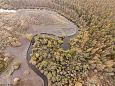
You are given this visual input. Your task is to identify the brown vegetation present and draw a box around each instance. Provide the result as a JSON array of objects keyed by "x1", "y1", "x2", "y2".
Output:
[{"x1": 0, "y1": 0, "x2": 115, "y2": 85}]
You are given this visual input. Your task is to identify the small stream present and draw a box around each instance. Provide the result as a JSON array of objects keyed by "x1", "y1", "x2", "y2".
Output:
[{"x1": 1, "y1": 9, "x2": 79, "y2": 86}]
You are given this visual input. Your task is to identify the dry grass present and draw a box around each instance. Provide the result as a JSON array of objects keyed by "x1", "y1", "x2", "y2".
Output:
[
  {"x1": 52, "y1": 0, "x2": 115, "y2": 85},
  {"x1": 0, "y1": 12, "x2": 28, "y2": 50},
  {"x1": 0, "y1": 0, "x2": 115, "y2": 85}
]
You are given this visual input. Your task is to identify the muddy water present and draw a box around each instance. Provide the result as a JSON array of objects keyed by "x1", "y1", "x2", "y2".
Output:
[{"x1": 2, "y1": 9, "x2": 79, "y2": 86}]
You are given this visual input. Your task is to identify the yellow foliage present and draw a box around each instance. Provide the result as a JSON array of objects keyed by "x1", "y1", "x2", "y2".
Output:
[{"x1": 25, "y1": 33, "x2": 33, "y2": 41}]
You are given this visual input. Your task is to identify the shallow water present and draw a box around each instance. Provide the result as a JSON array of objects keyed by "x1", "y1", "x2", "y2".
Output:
[{"x1": 1, "y1": 9, "x2": 79, "y2": 86}]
